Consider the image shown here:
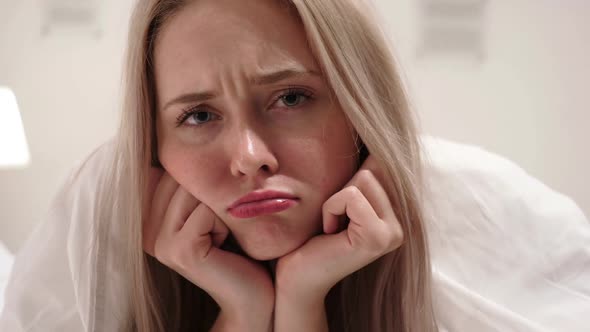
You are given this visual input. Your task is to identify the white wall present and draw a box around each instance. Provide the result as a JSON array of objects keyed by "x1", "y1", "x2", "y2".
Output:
[
  {"x1": 0, "y1": 0, "x2": 588, "y2": 253},
  {"x1": 374, "y1": 0, "x2": 589, "y2": 224},
  {"x1": 0, "y1": 0, "x2": 132, "y2": 252}
]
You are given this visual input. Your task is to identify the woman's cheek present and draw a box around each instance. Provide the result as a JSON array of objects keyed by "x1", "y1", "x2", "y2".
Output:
[
  {"x1": 160, "y1": 146, "x2": 224, "y2": 201},
  {"x1": 186, "y1": 163, "x2": 227, "y2": 201}
]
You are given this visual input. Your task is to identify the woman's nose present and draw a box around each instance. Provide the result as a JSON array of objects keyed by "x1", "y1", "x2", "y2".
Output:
[{"x1": 229, "y1": 128, "x2": 279, "y2": 178}]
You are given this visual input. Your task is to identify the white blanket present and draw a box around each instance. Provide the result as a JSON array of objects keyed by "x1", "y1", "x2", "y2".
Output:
[{"x1": 0, "y1": 241, "x2": 14, "y2": 314}]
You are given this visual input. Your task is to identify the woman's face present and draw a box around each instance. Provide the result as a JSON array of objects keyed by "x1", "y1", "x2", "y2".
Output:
[{"x1": 154, "y1": 0, "x2": 358, "y2": 260}]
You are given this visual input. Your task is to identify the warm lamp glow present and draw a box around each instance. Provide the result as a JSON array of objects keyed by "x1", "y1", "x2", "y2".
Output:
[{"x1": 0, "y1": 87, "x2": 30, "y2": 168}]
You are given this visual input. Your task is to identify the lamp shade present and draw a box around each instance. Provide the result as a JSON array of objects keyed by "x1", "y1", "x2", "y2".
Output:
[{"x1": 0, "y1": 87, "x2": 30, "y2": 168}]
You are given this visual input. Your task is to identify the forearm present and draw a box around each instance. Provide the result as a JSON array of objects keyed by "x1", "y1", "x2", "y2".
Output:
[{"x1": 274, "y1": 291, "x2": 329, "y2": 332}]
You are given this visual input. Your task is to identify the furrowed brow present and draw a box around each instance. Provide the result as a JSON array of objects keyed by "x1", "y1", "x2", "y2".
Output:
[
  {"x1": 252, "y1": 68, "x2": 320, "y2": 85},
  {"x1": 161, "y1": 91, "x2": 215, "y2": 112}
]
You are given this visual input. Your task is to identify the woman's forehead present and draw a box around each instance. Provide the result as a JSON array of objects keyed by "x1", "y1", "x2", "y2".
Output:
[
  {"x1": 154, "y1": 0, "x2": 312, "y2": 65},
  {"x1": 153, "y1": 0, "x2": 320, "y2": 98}
]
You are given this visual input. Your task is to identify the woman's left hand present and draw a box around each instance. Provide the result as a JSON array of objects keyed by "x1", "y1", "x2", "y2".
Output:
[{"x1": 275, "y1": 154, "x2": 404, "y2": 305}]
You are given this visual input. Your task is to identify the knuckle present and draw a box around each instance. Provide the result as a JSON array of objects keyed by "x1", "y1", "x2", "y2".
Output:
[
  {"x1": 345, "y1": 185, "x2": 363, "y2": 201},
  {"x1": 372, "y1": 231, "x2": 392, "y2": 252},
  {"x1": 356, "y1": 169, "x2": 374, "y2": 186},
  {"x1": 365, "y1": 224, "x2": 404, "y2": 254},
  {"x1": 153, "y1": 241, "x2": 170, "y2": 265},
  {"x1": 396, "y1": 226, "x2": 405, "y2": 245},
  {"x1": 385, "y1": 225, "x2": 404, "y2": 251}
]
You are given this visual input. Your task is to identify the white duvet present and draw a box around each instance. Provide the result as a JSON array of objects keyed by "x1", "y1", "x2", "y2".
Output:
[
  {"x1": 0, "y1": 242, "x2": 14, "y2": 314},
  {"x1": 0, "y1": 136, "x2": 588, "y2": 331}
]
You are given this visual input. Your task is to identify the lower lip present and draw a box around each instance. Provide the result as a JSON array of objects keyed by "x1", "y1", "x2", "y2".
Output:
[{"x1": 229, "y1": 198, "x2": 298, "y2": 219}]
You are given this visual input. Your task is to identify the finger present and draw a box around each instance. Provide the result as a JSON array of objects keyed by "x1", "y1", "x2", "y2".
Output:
[
  {"x1": 320, "y1": 232, "x2": 374, "y2": 272},
  {"x1": 182, "y1": 203, "x2": 229, "y2": 248},
  {"x1": 170, "y1": 205, "x2": 271, "y2": 309},
  {"x1": 342, "y1": 172, "x2": 403, "y2": 250},
  {"x1": 322, "y1": 205, "x2": 339, "y2": 234},
  {"x1": 346, "y1": 169, "x2": 396, "y2": 221},
  {"x1": 151, "y1": 172, "x2": 182, "y2": 225},
  {"x1": 322, "y1": 186, "x2": 380, "y2": 235},
  {"x1": 209, "y1": 213, "x2": 229, "y2": 248},
  {"x1": 162, "y1": 186, "x2": 200, "y2": 235},
  {"x1": 357, "y1": 153, "x2": 401, "y2": 208},
  {"x1": 285, "y1": 231, "x2": 381, "y2": 292},
  {"x1": 183, "y1": 242, "x2": 270, "y2": 309},
  {"x1": 180, "y1": 203, "x2": 229, "y2": 256},
  {"x1": 143, "y1": 172, "x2": 179, "y2": 255}
]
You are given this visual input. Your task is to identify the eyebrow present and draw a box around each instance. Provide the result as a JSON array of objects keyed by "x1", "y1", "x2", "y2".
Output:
[
  {"x1": 252, "y1": 68, "x2": 321, "y2": 85},
  {"x1": 160, "y1": 68, "x2": 321, "y2": 112},
  {"x1": 161, "y1": 91, "x2": 215, "y2": 112}
]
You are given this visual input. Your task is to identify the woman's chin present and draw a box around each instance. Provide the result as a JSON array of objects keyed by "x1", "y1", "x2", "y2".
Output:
[
  {"x1": 242, "y1": 241, "x2": 301, "y2": 261},
  {"x1": 237, "y1": 234, "x2": 310, "y2": 261},
  {"x1": 228, "y1": 215, "x2": 321, "y2": 261}
]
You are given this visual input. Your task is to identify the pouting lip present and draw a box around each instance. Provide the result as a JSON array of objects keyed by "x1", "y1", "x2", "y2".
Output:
[{"x1": 228, "y1": 190, "x2": 298, "y2": 210}]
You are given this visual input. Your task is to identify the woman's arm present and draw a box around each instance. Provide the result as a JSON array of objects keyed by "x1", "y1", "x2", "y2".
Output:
[
  {"x1": 211, "y1": 309, "x2": 274, "y2": 332},
  {"x1": 273, "y1": 155, "x2": 402, "y2": 332},
  {"x1": 274, "y1": 286, "x2": 328, "y2": 332}
]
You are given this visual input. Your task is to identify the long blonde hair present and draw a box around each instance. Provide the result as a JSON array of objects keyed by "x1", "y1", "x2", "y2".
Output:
[{"x1": 100, "y1": 0, "x2": 438, "y2": 330}]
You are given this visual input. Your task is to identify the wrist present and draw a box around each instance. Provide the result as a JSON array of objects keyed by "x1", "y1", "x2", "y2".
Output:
[
  {"x1": 276, "y1": 284, "x2": 327, "y2": 309},
  {"x1": 275, "y1": 288, "x2": 328, "y2": 332},
  {"x1": 275, "y1": 266, "x2": 330, "y2": 307},
  {"x1": 276, "y1": 286, "x2": 326, "y2": 315},
  {"x1": 211, "y1": 285, "x2": 275, "y2": 327},
  {"x1": 212, "y1": 308, "x2": 273, "y2": 332},
  {"x1": 275, "y1": 261, "x2": 329, "y2": 305},
  {"x1": 274, "y1": 256, "x2": 330, "y2": 331}
]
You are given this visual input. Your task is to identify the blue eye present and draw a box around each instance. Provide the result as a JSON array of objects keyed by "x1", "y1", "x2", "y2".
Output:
[
  {"x1": 276, "y1": 88, "x2": 314, "y2": 108},
  {"x1": 281, "y1": 93, "x2": 304, "y2": 107},
  {"x1": 188, "y1": 111, "x2": 213, "y2": 124},
  {"x1": 175, "y1": 108, "x2": 220, "y2": 127}
]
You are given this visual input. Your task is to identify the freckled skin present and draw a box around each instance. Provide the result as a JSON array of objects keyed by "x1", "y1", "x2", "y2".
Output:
[{"x1": 154, "y1": 0, "x2": 358, "y2": 260}]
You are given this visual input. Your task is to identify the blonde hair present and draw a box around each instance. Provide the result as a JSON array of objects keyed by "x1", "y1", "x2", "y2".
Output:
[{"x1": 99, "y1": 0, "x2": 438, "y2": 330}]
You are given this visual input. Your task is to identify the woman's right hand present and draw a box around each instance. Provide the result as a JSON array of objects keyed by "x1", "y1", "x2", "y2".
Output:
[{"x1": 142, "y1": 168, "x2": 274, "y2": 330}]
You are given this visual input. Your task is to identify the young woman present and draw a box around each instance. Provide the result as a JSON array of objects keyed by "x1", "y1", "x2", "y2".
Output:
[
  {"x1": 2, "y1": 0, "x2": 589, "y2": 331},
  {"x1": 120, "y1": 0, "x2": 435, "y2": 330}
]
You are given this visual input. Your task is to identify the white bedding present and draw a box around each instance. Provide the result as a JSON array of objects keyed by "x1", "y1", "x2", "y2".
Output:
[{"x1": 0, "y1": 242, "x2": 14, "y2": 314}]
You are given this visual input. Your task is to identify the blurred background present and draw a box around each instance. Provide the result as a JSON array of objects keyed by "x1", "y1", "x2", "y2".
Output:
[{"x1": 0, "y1": 0, "x2": 588, "y2": 254}]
